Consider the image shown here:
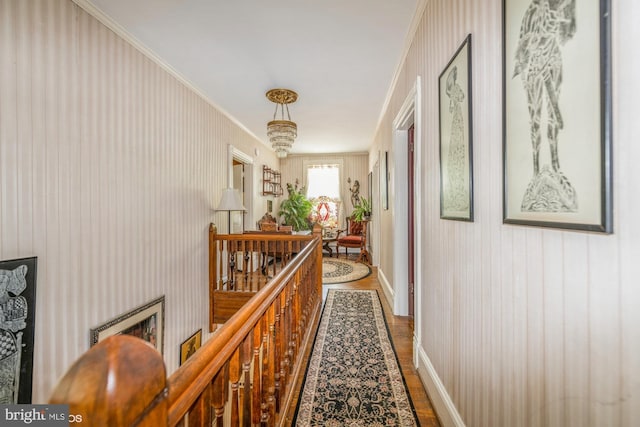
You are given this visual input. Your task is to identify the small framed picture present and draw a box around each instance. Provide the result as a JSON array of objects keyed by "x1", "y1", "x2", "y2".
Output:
[
  {"x1": 180, "y1": 329, "x2": 202, "y2": 365},
  {"x1": 439, "y1": 34, "x2": 474, "y2": 221},
  {"x1": 381, "y1": 151, "x2": 389, "y2": 210},
  {"x1": 267, "y1": 199, "x2": 273, "y2": 213},
  {"x1": 90, "y1": 296, "x2": 165, "y2": 355}
]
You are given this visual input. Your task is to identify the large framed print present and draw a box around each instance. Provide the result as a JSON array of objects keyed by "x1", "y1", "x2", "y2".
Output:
[
  {"x1": 503, "y1": 0, "x2": 612, "y2": 232},
  {"x1": 90, "y1": 296, "x2": 165, "y2": 355},
  {"x1": 0, "y1": 257, "x2": 37, "y2": 403},
  {"x1": 439, "y1": 34, "x2": 474, "y2": 221}
]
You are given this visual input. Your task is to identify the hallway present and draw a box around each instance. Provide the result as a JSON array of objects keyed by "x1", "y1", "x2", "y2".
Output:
[{"x1": 284, "y1": 264, "x2": 441, "y2": 426}]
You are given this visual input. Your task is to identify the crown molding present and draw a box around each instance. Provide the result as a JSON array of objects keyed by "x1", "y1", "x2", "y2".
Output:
[
  {"x1": 71, "y1": 0, "x2": 266, "y2": 148},
  {"x1": 373, "y1": 0, "x2": 428, "y2": 139}
]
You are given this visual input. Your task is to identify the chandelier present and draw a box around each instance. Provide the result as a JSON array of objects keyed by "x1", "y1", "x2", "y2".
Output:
[{"x1": 266, "y1": 88, "x2": 298, "y2": 158}]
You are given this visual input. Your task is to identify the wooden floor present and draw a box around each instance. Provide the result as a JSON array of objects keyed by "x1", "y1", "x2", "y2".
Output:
[{"x1": 283, "y1": 263, "x2": 441, "y2": 426}]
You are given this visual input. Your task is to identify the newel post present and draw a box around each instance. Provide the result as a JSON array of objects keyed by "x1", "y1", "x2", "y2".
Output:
[
  {"x1": 209, "y1": 223, "x2": 218, "y2": 332},
  {"x1": 49, "y1": 335, "x2": 168, "y2": 426}
]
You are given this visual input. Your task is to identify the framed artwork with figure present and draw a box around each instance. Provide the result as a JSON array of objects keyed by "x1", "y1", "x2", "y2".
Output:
[
  {"x1": 502, "y1": 0, "x2": 612, "y2": 232},
  {"x1": 0, "y1": 257, "x2": 38, "y2": 403},
  {"x1": 439, "y1": 34, "x2": 474, "y2": 221}
]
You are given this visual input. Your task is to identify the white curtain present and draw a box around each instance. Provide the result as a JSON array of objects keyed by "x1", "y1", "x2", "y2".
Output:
[
  {"x1": 306, "y1": 164, "x2": 340, "y2": 199},
  {"x1": 305, "y1": 163, "x2": 344, "y2": 227}
]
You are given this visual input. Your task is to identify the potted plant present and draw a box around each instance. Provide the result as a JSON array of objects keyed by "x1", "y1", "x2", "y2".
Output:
[
  {"x1": 352, "y1": 197, "x2": 372, "y2": 222},
  {"x1": 278, "y1": 181, "x2": 313, "y2": 231}
]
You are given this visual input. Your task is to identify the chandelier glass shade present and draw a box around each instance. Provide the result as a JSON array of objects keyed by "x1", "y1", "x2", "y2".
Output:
[{"x1": 266, "y1": 89, "x2": 298, "y2": 158}]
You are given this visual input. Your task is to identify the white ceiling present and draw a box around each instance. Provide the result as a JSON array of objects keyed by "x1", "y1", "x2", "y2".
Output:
[{"x1": 82, "y1": 0, "x2": 421, "y2": 155}]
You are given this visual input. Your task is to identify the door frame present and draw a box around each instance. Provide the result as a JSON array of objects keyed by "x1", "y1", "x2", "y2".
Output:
[
  {"x1": 391, "y1": 77, "x2": 422, "y2": 364},
  {"x1": 228, "y1": 145, "x2": 254, "y2": 232}
]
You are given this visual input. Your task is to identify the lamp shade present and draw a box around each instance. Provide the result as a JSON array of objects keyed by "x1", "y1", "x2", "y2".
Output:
[{"x1": 215, "y1": 188, "x2": 246, "y2": 212}]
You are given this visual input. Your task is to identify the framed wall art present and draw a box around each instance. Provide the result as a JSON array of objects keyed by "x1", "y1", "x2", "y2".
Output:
[
  {"x1": 502, "y1": 0, "x2": 612, "y2": 232},
  {"x1": 91, "y1": 296, "x2": 165, "y2": 355},
  {"x1": 439, "y1": 34, "x2": 474, "y2": 221},
  {"x1": 381, "y1": 151, "x2": 389, "y2": 210},
  {"x1": 0, "y1": 256, "x2": 37, "y2": 403},
  {"x1": 180, "y1": 329, "x2": 202, "y2": 365}
]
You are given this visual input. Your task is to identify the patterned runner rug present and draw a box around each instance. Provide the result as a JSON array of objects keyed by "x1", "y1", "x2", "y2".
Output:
[
  {"x1": 294, "y1": 289, "x2": 419, "y2": 426},
  {"x1": 322, "y1": 258, "x2": 371, "y2": 284}
]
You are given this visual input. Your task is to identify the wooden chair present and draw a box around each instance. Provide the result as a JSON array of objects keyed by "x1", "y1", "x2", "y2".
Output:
[
  {"x1": 335, "y1": 217, "x2": 371, "y2": 264},
  {"x1": 258, "y1": 212, "x2": 277, "y2": 231}
]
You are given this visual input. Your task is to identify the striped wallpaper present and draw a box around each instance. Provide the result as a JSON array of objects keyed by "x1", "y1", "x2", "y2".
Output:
[
  {"x1": 0, "y1": 0, "x2": 276, "y2": 403},
  {"x1": 373, "y1": 0, "x2": 640, "y2": 426}
]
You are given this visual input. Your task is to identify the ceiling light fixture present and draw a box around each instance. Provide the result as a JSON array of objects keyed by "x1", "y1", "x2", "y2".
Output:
[{"x1": 266, "y1": 88, "x2": 298, "y2": 158}]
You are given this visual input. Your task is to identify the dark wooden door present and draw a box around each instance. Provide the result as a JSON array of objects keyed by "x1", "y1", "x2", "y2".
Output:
[{"x1": 408, "y1": 125, "x2": 415, "y2": 318}]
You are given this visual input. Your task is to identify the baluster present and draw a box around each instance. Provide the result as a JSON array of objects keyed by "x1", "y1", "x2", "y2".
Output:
[
  {"x1": 188, "y1": 381, "x2": 212, "y2": 426},
  {"x1": 218, "y1": 239, "x2": 225, "y2": 291},
  {"x1": 273, "y1": 297, "x2": 282, "y2": 412},
  {"x1": 267, "y1": 305, "x2": 277, "y2": 423},
  {"x1": 252, "y1": 321, "x2": 263, "y2": 426},
  {"x1": 230, "y1": 349, "x2": 241, "y2": 427},
  {"x1": 260, "y1": 314, "x2": 270, "y2": 426},
  {"x1": 279, "y1": 290, "x2": 290, "y2": 401},
  {"x1": 229, "y1": 241, "x2": 237, "y2": 290},
  {"x1": 241, "y1": 334, "x2": 252, "y2": 426},
  {"x1": 287, "y1": 283, "x2": 297, "y2": 377},
  {"x1": 212, "y1": 369, "x2": 226, "y2": 426}
]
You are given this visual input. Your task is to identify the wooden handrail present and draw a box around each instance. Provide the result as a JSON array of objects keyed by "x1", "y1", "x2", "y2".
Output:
[
  {"x1": 208, "y1": 224, "x2": 318, "y2": 327},
  {"x1": 50, "y1": 224, "x2": 324, "y2": 427}
]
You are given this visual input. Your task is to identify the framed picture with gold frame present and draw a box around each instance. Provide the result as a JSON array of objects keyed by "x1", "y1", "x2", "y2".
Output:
[{"x1": 180, "y1": 329, "x2": 202, "y2": 365}]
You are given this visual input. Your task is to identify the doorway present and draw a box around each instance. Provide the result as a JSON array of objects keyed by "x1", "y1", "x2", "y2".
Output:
[
  {"x1": 391, "y1": 76, "x2": 422, "y2": 365},
  {"x1": 407, "y1": 125, "x2": 415, "y2": 318},
  {"x1": 228, "y1": 145, "x2": 254, "y2": 233}
]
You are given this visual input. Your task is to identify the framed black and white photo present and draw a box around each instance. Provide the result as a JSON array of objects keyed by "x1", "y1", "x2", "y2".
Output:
[
  {"x1": 503, "y1": 0, "x2": 612, "y2": 232},
  {"x1": 0, "y1": 257, "x2": 37, "y2": 403},
  {"x1": 439, "y1": 34, "x2": 474, "y2": 221},
  {"x1": 91, "y1": 296, "x2": 165, "y2": 355}
]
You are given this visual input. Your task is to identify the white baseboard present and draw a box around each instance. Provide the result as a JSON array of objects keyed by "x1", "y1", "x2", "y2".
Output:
[
  {"x1": 415, "y1": 345, "x2": 466, "y2": 427},
  {"x1": 377, "y1": 268, "x2": 394, "y2": 308}
]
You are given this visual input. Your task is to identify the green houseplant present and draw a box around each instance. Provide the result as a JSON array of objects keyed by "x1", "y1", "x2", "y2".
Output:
[
  {"x1": 278, "y1": 181, "x2": 313, "y2": 231},
  {"x1": 352, "y1": 197, "x2": 372, "y2": 222}
]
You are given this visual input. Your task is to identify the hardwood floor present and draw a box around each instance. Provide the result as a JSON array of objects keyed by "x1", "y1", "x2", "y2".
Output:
[{"x1": 283, "y1": 264, "x2": 441, "y2": 426}]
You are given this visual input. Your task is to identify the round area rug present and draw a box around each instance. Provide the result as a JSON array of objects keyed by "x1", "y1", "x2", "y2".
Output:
[{"x1": 322, "y1": 258, "x2": 371, "y2": 284}]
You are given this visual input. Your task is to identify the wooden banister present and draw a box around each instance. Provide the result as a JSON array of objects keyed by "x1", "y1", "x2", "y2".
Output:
[{"x1": 50, "y1": 224, "x2": 324, "y2": 427}]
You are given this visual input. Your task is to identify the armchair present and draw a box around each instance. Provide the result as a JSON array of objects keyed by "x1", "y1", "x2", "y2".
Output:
[{"x1": 335, "y1": 217, "x2": 371, "y2": 264}]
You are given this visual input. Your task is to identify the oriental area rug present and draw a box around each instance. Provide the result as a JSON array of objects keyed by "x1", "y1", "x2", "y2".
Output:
[
  {"x1": 294, "y1": 289, "x2": 418, "y2": 426},
  {"x1": 322, "y1": 258, "x2": 371, "y2": 284}
]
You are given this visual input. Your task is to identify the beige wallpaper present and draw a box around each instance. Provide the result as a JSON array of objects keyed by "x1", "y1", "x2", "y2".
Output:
[
  {"x1": 0, "y1": 0, "x2": 276, "y2": 402},
  {"x1": 372, "y1": 0, "x2": 640, "y2": 426}
]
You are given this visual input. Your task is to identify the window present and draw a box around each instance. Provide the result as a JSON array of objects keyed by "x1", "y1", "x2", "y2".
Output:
[
  {"x1": 306, "y1": 164, "x2": 340, "y2": 199},
  {"x1": 306, "y1": 164, "x2": 342, "y2": 229}
]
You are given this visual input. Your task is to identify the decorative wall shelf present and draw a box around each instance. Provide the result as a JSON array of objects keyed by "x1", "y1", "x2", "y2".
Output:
[{"x1": 262, "y1": 165, "x2": 283, "y2": 196}]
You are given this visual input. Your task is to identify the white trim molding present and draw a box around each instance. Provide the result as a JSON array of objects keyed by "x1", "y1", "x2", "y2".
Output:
[
  {"x1": 390, "y1": 76, "x2": 422, "y2": 325},
  {"x1": 416, "y1": 346, "x2": 466, "y2": 427}
]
